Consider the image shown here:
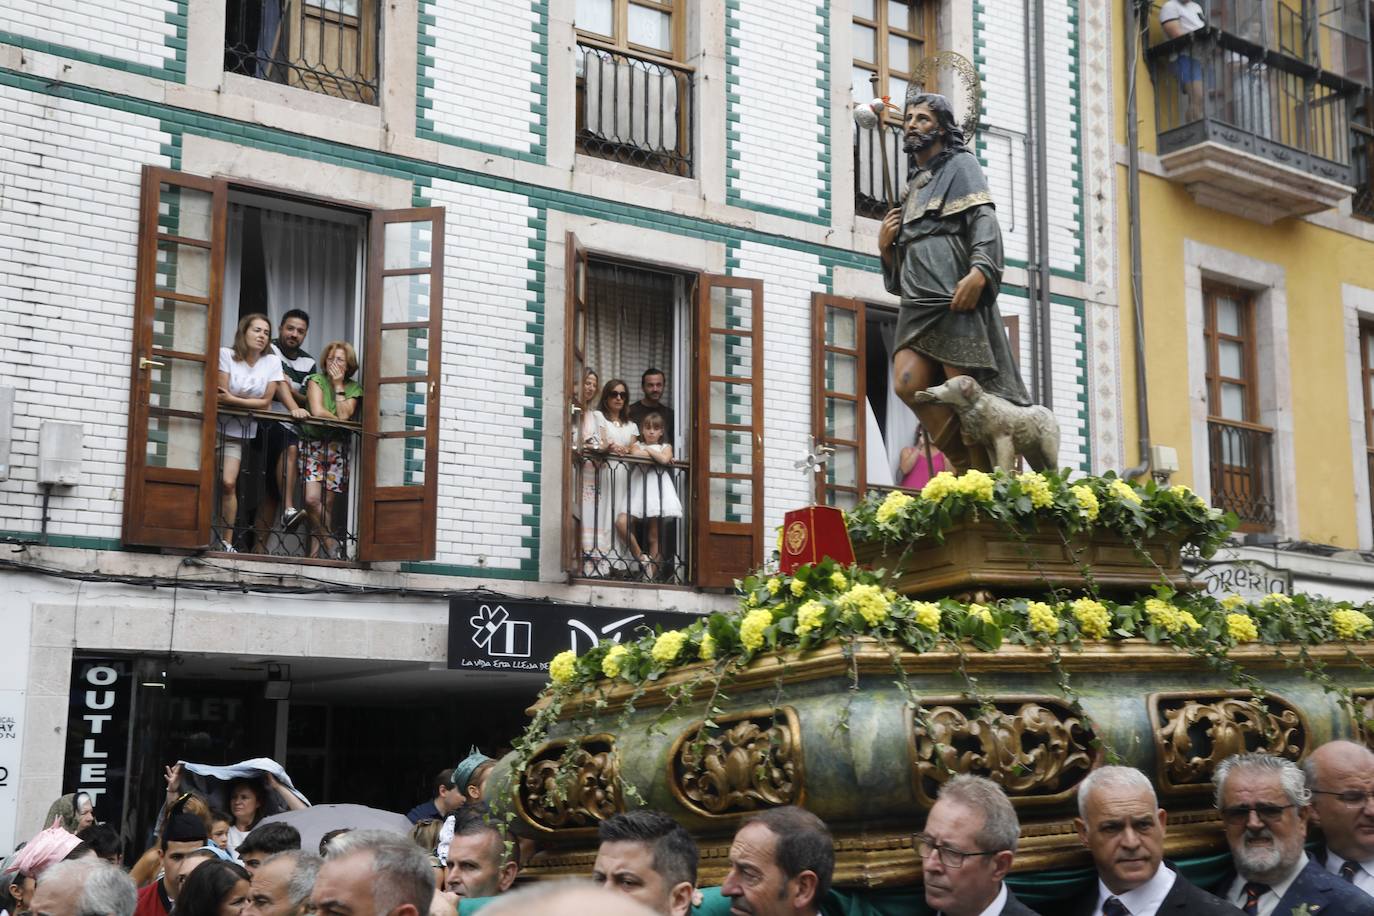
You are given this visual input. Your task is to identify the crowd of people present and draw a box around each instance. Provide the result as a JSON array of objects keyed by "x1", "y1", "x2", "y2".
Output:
[
  {"x1": 215, "y1": 310, "x2": 361, "y2": 560},
  {"x1": 7, "y1": 740, "x2": 1374, "y2": 916},
  {"x1": 575, "y1": 367, "x2": 682, "y2": 581}
]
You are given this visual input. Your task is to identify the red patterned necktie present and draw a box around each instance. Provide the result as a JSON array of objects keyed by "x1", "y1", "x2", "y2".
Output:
[{"x1": 1242, "y1": 881, "x2": 1269, "y2": 916}]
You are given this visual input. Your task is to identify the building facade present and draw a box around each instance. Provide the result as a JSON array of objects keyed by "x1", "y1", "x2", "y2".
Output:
[
  {"x1": 0, "y1": 0, "x2": 1114, "y2": 854},
  {"x1": 1115, "y1": 0, "x2": 1374, "y2": 594}
]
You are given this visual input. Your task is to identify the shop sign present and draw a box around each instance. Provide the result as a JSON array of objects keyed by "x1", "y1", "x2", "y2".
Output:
[
  {"x1": 0, "y1": 690, "x2": 22, "y2": 854},
  {"x1": 63, "y1": 657, "x2": 133, "y2": 824},
  {"x1": 448, "y1": 599, "x2": 700, "y2": 672},
  {"x1": 1191, "y1": 558, "x2": 1292, "y2": 599}
]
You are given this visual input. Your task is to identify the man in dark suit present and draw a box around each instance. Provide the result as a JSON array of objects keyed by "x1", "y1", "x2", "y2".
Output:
[
  {"x1": 1213, "y1": 752, "x2": 1374, "y2": 915},
  {"x1": 1304, "y1": 740, "x2": 1374, "y2": 898},
  {"x1": 918, "y1": 774, "x2": 1036, "y2": 916},
  {"x1": 1060, "y1": 765, "x2": 1243, "y2": 916}
]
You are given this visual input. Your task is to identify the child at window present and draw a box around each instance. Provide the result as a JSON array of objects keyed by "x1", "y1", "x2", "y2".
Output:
[{"x1": 626, "y1": 412, "x2": 682, "y2": 579}]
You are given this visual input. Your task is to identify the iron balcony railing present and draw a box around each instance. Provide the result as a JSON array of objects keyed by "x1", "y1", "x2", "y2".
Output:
[
  {"x1": 854, "y1": 120, "x2": 910, "y2": 220},
  {"x1": 224, "y1": 0, "x2": 379, "y2": 104},
  {"x1": 1354, "y1": 121, "x2": 1374, "y2": 220},
  {"x1": 576, "y1": 40, "x2": 694, "y2": 177},
  {"x1": 1207, "y1": 418, "x2": 1276, "y2": 532},
  {"x1": 1147, "y1": 28, "x2": 1360, "y2": 184},
  {"x1": 212, "y1": 409, "x2": 361, "y2": 562},
  {"x1": 572, "y1": 451, "x2": 691, "y2": 584}
]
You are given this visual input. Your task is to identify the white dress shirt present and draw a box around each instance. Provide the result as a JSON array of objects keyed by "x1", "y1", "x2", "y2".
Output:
[
  {"x1": 1094, "y1": 863, "x2": 1177, "y2": 915},
  {"x1": 1226, "y1": 853, "x2": 1308, "y2": 916},
  {"x1": 1323, "y1": 847, "x2": 1374, "y2": 898}
]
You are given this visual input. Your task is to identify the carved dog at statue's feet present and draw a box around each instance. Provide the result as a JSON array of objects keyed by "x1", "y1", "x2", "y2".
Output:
[{"x1": 912, "y1": 375, "x2": 1060, "y2": 472}]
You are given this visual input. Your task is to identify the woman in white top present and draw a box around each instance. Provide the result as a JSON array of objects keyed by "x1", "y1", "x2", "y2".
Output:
[
  {"x1": 217, "y1": 313, "x2": 286, "y2": 552},
  {"x1": 592, "y1": 378, "x2": 639, "y2": 574}
]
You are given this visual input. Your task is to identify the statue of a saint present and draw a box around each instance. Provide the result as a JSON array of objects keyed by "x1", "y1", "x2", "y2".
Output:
[{"x1": 879, "y1": 91, "x2": 1031, "y2": 474}]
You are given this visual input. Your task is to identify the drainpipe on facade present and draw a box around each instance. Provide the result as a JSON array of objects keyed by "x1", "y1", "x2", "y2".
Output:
[
  {"x1": 1122, "y1": 0, "x2": 1153, "y2": 481},
  {"x1": 1024, "y1": 0, "x2": 1043, "y2": 405},
  {"x1": 1032, "y1": 0, "x2": 1055, "y2": 410}
]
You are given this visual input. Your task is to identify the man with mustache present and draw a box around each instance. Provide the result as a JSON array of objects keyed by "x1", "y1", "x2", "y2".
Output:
[
  {"x1": 1214, "y1": 753, "x2": 1374, "y2": 915},
  {"x1": 1304, "y1": 740, "x2": 1374, "y2": 896},
  {"x1": 719, "y1": 806, "x2": 832, "y2": 916},
  {"x1": 1067, "y1": 766, "x2": 1241, "y2": 915},
  {"x1": 919, "y1": 775, "x2": 1035, "y2": 915},
  {"x1": 878, "y1": 90, "x2": 1031, "y2": 474}
]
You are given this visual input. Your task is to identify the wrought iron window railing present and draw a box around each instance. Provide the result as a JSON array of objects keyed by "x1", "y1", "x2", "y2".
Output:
[
  {"x1": 1354, "y1": 121, "x2": 1374, "y2": 220},
  {"x1": 1207, "y1": 418, "x2": 1276, "y2": 532},
  {"x1": 576, "y1": 40, "x2": 694, "y2": 177},
  {"x1": 571, "y1": 451, "x2": 691, "y2": 584},
  {"x1": 212, "y1": 409, "x2": 361, "y2": 561},
  {"x1": 224, "y1": 0, "x2": 379, "y2": 105},
  {"x1": 1147, "y1": 28, "x2": 1360, "y2": 183},
  {"x1": 854, "y1": 120, "x2": 909, "y2": 220}
]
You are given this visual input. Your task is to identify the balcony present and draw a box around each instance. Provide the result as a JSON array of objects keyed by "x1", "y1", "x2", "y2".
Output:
[
  {"x1": 1355, "y1": 121, "x2": 1374, "y2": 220},
  {"x1": 211, "y1": 409, "x2": 361, "y2": 562},
  {"x1": 1147, "y1": 29, "x2": 1362, "y2": 221},
  {"x1": 1208, "y1": 418, "x2": 1276, "y2": 532},
  {"x1": 224, "y1": 0, "x2": 379, "y2": 104},
  {"x1": 571, "y1": 452, "x2": 691, "y2": 584},
  {"x1": 854, "y1": 120, "x2": 909, "y2": 220},
  {"x1": 576, "y1": 40, "x2": 694, "y2": 177}
]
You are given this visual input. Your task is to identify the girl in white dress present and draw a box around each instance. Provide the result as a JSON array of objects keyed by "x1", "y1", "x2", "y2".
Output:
[
  {"x1": 575, "y1": 369, "x2": 602, "y2": 575},
  {"x1": 626, "y1": 412, "x2": 682, "y2": 579}
]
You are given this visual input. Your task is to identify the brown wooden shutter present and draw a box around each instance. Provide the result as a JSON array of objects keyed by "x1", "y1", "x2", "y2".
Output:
[
  {"x1": 358, "y1": 207, "x2": 445, "y2": 562},
  {"x1": 812, "y1": 294, "x2": 867, "y2": 507},
  {"x1": 693, "y1": 274, "x2": 764, "y2": 588},
  {"x1": 562, "y1": 233, "x2": 591, "y2": 575},
  {"x1": 121, "y1": 167, "x2": 228, "y2": 548}
]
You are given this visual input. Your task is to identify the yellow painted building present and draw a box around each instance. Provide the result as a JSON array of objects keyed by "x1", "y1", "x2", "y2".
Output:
[{"x1": 1114, "y1": 0, "x2": 1374, "y2": 560}]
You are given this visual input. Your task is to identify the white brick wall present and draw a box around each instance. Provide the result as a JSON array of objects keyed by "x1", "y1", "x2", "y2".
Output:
[
  {"x1": 998, "y1": 290, "x2": 1090, "y2": 471},
  {"x1": 979, "y1": 0, "x2": 1083, "y2": 278},
  {"x1": 425, "y1": 0, "x2": 542, "y2": 154},
  {"x1": 0, "y1": 0, "x2": 177, "y2": 71},
  {"x1": 732, "y1": 241, "x2": 825, "y2": 561},
  {"x1": 0, "y1": 83, "x2": 171, "y2": 540},
  {"x1": 728, "y1": 0, "x2": 827, "y2": 217},
  {"x1": 424, "y1": 178, "x2": 540, "y2": 570}
]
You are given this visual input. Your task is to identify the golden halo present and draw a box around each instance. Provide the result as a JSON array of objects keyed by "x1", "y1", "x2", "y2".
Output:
[{"x1": 910, "y1": 51, "x2": 983, "y2": 142}]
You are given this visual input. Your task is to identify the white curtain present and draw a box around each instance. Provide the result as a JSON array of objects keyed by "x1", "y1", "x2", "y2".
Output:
[
  {"x1": 585, "y1": 262, "x2": 676, "y2": 421},
  {"x1": 865, "y1": 398, "x2": 895, "y2": 487},
  {"x1": 220, "y1": 205, "x2": 360, "y2": 357},
  {"x1": 879, "y1": 320, "x2": 918, "y2": 483},
  {"x1": 260, "y1": 210, "x2": 358, "y2": 354}
]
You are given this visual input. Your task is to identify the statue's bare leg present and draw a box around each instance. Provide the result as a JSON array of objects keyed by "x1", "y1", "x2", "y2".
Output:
[{"x1": 891, "y1": 348, "x2": 984, "y2": 474}]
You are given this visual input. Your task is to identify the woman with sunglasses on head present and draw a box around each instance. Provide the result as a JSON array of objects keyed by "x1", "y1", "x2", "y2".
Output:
[
  {"x1": 590, "y1": 379, "x2": 639, "y2": 576},
  {"x1": 298, "y1": 341, "x2": 362, "y2": 560}
]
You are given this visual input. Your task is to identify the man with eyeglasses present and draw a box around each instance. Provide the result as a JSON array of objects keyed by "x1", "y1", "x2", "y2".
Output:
[
  {"x1": 1068, "y1": 765, "x2": 1241, "y2": 916},
  {"x1": 1304, "y1": 740, "x2": 1374, "y2": 896},
  {"x1": 1213, "y1": 752, "x2": 1374, "y2": 916},
  {"x1": 917, "y1": 775, "x2": 1034, "y2": 916}
]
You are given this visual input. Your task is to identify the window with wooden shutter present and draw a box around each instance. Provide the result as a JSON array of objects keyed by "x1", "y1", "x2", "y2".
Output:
[
  {"x1": 693, "y1": 275, "x2": 764, "y2": 588},
  {"x1": 357, "y1": 208, "x2": 445, "y2": 561},
  {"x1": 122, "y1": 167, "x2": 228, "y2": 549},
  {"x1": 812, "y1": 294, "x2": 868, "y2": 507}
]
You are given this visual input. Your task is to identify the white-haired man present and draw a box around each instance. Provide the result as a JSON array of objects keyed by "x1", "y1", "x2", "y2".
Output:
[
  {"x1": 919, "y1": 775, "x2": 1035, "y2": 915},
  {"x1": 30, "y1": 859, "x2": 137, "y2": 916},
  {"x1": 1068, "y1": 765, "x2": 1242, "y2": 915},
  {"x1": 1214, "y1": 752, "x2": 1374, "y2": 915},
  {"x1": 311, "y1": 830, "x2": 433, "y2": 916},
  {"x1": 1304, "y1": 740, "x2": 1374, "y2": 896}
]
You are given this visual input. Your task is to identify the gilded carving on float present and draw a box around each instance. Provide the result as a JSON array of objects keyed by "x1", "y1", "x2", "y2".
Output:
[
  {"x1": 668, "y1": 707, "x2": 804, "y2": 818},
  {"x1": 517, "y1": 734, "x2": 622, "y2": 833},
  {"x1": 906, "y1": 697, "x2": 1097, "y2": 809},
  {"x1": 1149, "y1": 691, "x2": 1307, "y2": 795}
]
